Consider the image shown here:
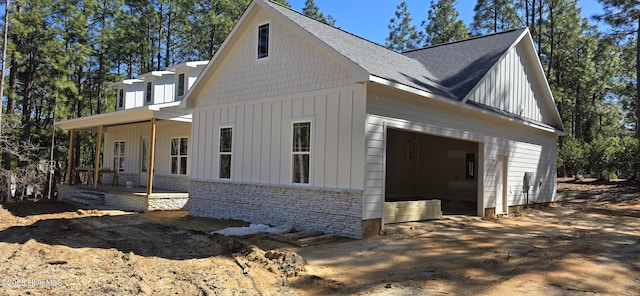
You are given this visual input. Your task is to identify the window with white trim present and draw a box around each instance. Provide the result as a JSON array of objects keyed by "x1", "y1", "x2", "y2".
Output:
[
  {"x1": 257, "y1": 23, "x2": 269, "y2": 59},
  {"x1": 292, "y1": 122, "x2": 311, "y2": 184},
  {"x1": 171, "y1": 137, "x2": 188, "y2": 175},
  {"x1": 219, "y1": 127, "x2": 232, "y2": 179},
  {"x1": 113, "y1": 141, "x2": 125, "y2": 172},
  {"x1": 118, "y1": 89, "x2": 124, "y2": 108},
  {"x1": 177, "y1": 73, "x2": 185, "y2": 97},
  {"x1": 145, "y1": 82, "x2": 152, "y2": 103}
]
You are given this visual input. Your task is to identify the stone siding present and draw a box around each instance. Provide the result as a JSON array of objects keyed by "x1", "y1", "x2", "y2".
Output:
[
  {"x1": 153, "y1": 175, "x2": 190, "y2": 192},
  {"x1": 188, "y1": 181, "x2": 364, "y2": 238},
  {"x1": 148, "y1": 197, "x2": 188, "y2": 211}
]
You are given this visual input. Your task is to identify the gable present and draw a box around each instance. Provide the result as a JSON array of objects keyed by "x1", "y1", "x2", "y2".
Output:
[
  {"x1": 189, "y1": 7, "x2": 356, "y2": 108},
  {"x1": 463, "y1": 37, "x2": 563, "y2": 131}
]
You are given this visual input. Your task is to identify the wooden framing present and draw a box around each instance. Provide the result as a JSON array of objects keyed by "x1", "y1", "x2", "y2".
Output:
[
  {"x1": 146, "y1": 118, "x2": 156, "y2": 195},
  {"x1": 92, "y1": 125, "x2": 103, "y2": 189},
  {"x1": 66, "y1": 129, "x2": 75, "y2": 184}
]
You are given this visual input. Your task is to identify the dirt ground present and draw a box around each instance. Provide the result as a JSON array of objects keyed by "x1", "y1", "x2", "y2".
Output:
[{"x1": 1, "y1": 178, "x2": 639, "y2": 295}]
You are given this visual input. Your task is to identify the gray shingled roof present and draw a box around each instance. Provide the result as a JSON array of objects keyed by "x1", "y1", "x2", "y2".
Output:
[
  {"x1": 403, "y1": 29, "x2": 525, "y2": 100},
  {"x1": 263, "y1": 0, "x2": 524, "y2": 101}
]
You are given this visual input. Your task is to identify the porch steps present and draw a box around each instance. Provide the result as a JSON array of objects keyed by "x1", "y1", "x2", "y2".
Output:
[
  {"x1": 269, "y1": 231, "x2": 336, "y2": 247},
  {"x1": 70, "y1": 191, "x2": 105, "y2": 207}
]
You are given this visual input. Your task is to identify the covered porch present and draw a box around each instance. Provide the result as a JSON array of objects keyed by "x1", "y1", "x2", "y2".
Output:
[
  {"x1": 55, "y1": 103, "x2": 191, "y2": 210},
  {"x1": 58, "y1": 184, "x2": 189, "y2": 212}
]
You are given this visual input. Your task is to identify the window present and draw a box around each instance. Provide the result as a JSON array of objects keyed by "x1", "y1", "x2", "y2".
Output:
[
  {"x1": 465, "y1": 153, "x2": 475, "y2": 179},
  {"x1": 219, "y1": 127, "x2": 232, "y2": 179},
  {"x1": 171, "y1": 137, "x2": 188, "y2": 175},
  {"x1": 292, "y1": 122, "x2": 311, "y2": 184},
  {"x1": 118, "y1": 89, "x2": 124, "y2": 108},
  {"x1": 113, "y1": 141, "x2": 125, "y2": 172},
  {"x1": 177, "y1": 73, "x2": 185, "y2": 97},
  {"x1": 141, "y1": 138, "x2": 149, "y2": 173},
  {"x1": 146, "y1": 82, "x2": 152, "y2": 103},
  {"x1": 257, "y1": 23, "x2": 269, "y2": 59}
]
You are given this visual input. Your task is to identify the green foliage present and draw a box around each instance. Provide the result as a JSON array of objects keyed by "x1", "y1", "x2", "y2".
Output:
[
  {"x1": 385, "y1": 1, "x2": 424, "y2": 52},
  {"x1": 302, "y1": 0, "x2": 336, "y2": 26},
  {"x1": 558, "y1": 137, "x2": 588, "y2": 176},
  {"x1": 471, "y1": 0, "x2": 521, "y2": 35},
  {"x1": 422, "y1": 0, "x2": 469, "y2": 46}
]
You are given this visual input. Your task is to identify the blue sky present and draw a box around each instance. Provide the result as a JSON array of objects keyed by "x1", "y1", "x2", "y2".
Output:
[{"x1": 287, "y1": 0, "x2": 606, "y2": 45}]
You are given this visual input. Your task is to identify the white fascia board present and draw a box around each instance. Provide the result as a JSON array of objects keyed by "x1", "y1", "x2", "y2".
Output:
[
  {"x1": 149, "y1": 101, "x2": 181, "y2": 111},
  {"x1": 139, "y1": 70, "x2": 175, "y2": 79},
  {"x1": 166, "y1": 60, "x2": 209, "y2": 71},
  {"x1": 55, "y1": 107, "x2": 156, "y2": 130},
  {"x1": 155, "y1": 111, "x2": 192, "y2": 122},
  {"x1": 368, "y1": 75, "x2": 564, "y2": 136},
  {"x1": 54, "y1": 102, "x2": 185, "y2": 130},
  {"x1": 108, "y1": 78, "x2": 144, "y2": 88}
]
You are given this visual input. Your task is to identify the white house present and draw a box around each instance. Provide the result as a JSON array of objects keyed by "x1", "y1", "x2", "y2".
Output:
[
  {"x1": 181, "y1": 0, "x2": 564, "y2": 238},
  {"x1": 55, "y1": 61, "x2": 207, "y2": 211}
]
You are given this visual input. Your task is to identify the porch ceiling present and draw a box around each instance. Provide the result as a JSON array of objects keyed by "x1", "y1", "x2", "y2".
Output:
[{"x1": 55, "y1": 102, "x2": 191, "y2": 131}]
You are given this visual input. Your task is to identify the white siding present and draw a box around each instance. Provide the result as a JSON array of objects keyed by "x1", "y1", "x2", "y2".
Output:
[
  {"x1": 465, "y1": 43, "x2": 553, "y2": 125},
  {"x1": 153, "y1": 75, "x2": 176, "y2": 104},
  {"x1": 190, "y1": 85, "x2": 366, "y2": 190},
  {"x1": 365, "y1": 84, "x2": 558, "y2": 220},
  {"x1": 103, "y1": 121, "x2": 191, "y2": 177},
  {"x1": 175, "y1": 64, "x2": 207, "y2": 101},
  {"x1": 122, "y1": 82, "x2": 145, "y2": 109},
  {"x1": 193, "y1": 10, "x2": 353, "y2": 108}
]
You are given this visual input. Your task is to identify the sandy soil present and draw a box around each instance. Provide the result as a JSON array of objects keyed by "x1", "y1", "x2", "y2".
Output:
[{"x1": 1, "y1": 178, "x2": 639, "y2": 295}]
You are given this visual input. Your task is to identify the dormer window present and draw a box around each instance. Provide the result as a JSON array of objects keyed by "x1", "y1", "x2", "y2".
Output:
[
  {"x1": 257, "y1": 23, "x2": 269, "y2": 59},
  {"x1": 118, "y1": 89, "x2": 124, "y2": 108},
  {"x1": 177, "y1": 73, "x2": 185, "y2": 97},
  {"x1": 146, "y1": 82, "x2": 152, "y2": 103}
]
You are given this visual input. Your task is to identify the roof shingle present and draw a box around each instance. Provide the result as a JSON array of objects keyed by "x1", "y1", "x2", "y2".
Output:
[{"x1": 263, "y1": 0, "x2": 524, "y2": 101}]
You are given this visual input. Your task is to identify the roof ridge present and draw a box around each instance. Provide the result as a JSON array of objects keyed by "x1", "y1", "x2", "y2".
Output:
[
  {"x1": 403, "y1": 28, "x2": 526, "y2": 54},
  {"x1": 263, "y1": 0, "x2": 394, "y2": 52}
]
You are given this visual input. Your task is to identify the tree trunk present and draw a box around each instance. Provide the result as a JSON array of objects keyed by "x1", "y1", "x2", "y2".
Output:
[
  {"x1": 547, "y1": 0, "x2": 554, "y2": 76},
  {"x1": 493, "y1": 4, "x2": 497, "y2": 33},
  {"x1": 635, "y1": 17, "x2": 640, "y2": 179},
  {"x1": 537, "y1": 0, "x2": 542, "y2": 58},
  {"x1": 156, "y1": 3, "x2": 163, "y2": 70},
  {"x1": 2, "y1": 1, "x2": 12, "y2": 172},
  {"x1": 164, "y1": 1, "x2": 172, "y2": 69}
]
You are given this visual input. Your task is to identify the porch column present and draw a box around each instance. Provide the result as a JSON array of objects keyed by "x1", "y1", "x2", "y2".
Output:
[
  {"x1": 92, "y1": 125, "x2": 103, "y2": 189},
  {"x1": 66, "y1": 129, "x2": 75, "y2": 185},
  {"x1": 146, "y1": 118, "x2": 156, "y2": 195}
]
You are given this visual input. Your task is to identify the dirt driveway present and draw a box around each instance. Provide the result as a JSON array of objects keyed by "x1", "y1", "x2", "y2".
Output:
[{"x1": 1, "y1": 179, "x2": 639, "y2": 295}]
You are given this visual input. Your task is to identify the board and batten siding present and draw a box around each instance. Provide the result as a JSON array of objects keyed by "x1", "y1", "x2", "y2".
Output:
[
  {"x1": 103, "y1": 120, "x2": 192, "y2": 176},
  {"x1": 152, "y1": 75, "x2": 176, "y2": 104},
  {"x1": 465, "y1": 43, "x2": 554, "y2": 125},
  {"x1": 124, "y1": 83, "x2": 145, "y2": 109},
  {"x1": 190, "y1": 85, "x2": 366, "y2": 190},
  {"x1": 364, "y1": 84, "x2": 558, "y2": 219},
  {"x1": 192, "y1": 9, "x2": 353, "y2": 108}
]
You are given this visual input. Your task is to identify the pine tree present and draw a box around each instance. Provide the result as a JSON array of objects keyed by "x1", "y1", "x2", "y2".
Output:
[
  {"x1": 385, "y1": 1, "x2": 424, "y2": 52},
  {"x1": 595, "y1": 0, "x2": 640, "y2": 177},
  {"x1": 471, "y1": 0, "x2": 521, "y2": 35},
  {"x1": 423, "y1": 0, "x2": 469, "y2": 46},
  {"x1": 302, "y1": 0, "x2": 336, "y2": 26}
]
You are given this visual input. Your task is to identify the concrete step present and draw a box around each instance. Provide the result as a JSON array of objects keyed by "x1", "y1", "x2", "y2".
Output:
[{"x1": 70, "y1": 191, "x2": 105, "y2": 206}]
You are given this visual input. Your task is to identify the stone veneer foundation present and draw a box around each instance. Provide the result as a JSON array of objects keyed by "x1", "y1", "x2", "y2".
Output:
[{"x1": 188, "y1": 180, "x2": 364, "y2": 238}]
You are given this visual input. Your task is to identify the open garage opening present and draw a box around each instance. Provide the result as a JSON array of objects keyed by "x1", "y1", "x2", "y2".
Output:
[{"x1": 385, "y1": 128, "x2": 479, "y2": 217}]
